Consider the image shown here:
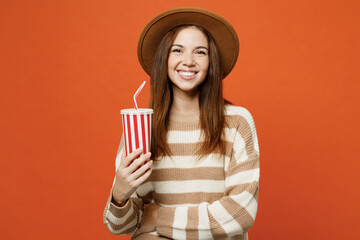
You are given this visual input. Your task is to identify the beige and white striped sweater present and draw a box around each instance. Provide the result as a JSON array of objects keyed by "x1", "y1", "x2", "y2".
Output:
[{"x1": 103, "y1": 105, "x2": 260, "y2": 240}]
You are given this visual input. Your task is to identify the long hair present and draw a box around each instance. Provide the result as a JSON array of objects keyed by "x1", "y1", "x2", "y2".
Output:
[{"x1": 149, "y1": 25, "x2": 227, "y2": 159}]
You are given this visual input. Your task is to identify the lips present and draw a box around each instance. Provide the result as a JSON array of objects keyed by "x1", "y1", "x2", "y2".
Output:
[{"x1": 177, "y1": 70, "x2": 198, "y2": 80}]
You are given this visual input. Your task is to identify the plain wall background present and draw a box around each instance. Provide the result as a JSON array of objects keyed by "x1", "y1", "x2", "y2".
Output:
[{"x1": 1, "y1": 0, "x2": 359, "y2": 239}]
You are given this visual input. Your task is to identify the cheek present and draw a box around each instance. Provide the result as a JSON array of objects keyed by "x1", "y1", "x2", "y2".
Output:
[
  {"x1": 201, "y1": 59, "x2": 210, "y2": 72},
  {"x1": 167, "y1": 58, "x2": 171, "y2": 70},
  {"x1": 167, "y1": 55, "x2": 177, "y2": 69},
  {"x1": 167, "y1": 57, "x2": 175, "y2": 81}
]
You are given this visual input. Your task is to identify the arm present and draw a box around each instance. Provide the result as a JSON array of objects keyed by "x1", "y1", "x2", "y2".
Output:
[
  {"x1": 103, "y1": 137, "x2": 152, "y2": 235},
  {"x1": 156, "y1": 109, "x2": 260, "y2": 239}
]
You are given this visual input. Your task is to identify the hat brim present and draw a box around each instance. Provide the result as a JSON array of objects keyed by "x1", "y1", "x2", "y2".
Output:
[{"x1": 137, "y1": 7, "x2": 239, "y2": 78}]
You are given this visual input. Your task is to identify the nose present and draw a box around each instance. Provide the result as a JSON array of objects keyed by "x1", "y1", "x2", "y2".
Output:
[{"x1": 182, "y1": 52, "x2": 195, "y2": 66}]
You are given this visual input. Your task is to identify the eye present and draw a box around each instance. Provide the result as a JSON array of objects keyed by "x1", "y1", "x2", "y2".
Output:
[
  {"x1": 171, "y1": 48, "x2": 182, "y2": 53},
  {"x1": 196, "y1": 50, "x2": 207, "y2": 55}
]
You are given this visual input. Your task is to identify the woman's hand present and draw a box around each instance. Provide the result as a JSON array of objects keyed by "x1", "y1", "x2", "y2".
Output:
[
  {"x1": 133, "y1": 203, "x2": 160, "y2": 238},
  {"x1": 112, "y1": 148, "x2": 153, "y2": 206}
]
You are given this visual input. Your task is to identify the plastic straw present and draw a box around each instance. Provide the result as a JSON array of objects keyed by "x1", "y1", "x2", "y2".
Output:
[{"x1": 133, "y1": 81, "x2": 146, "y2": 110}]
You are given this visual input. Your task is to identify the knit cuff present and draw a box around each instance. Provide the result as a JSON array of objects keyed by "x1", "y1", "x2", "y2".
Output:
[{"x1": 108, "y1": 191, "x2": 132, "y2": 217}]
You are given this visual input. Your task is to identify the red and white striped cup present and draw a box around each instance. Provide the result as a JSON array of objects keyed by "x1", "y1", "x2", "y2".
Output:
[{"x1": 120, "y1": 108, "x2": 153, "y2": 156}]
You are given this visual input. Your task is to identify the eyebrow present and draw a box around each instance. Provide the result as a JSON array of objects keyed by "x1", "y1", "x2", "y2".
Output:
[{"x1": 171, "y1": 44, "x2": 208, "y2": 51}]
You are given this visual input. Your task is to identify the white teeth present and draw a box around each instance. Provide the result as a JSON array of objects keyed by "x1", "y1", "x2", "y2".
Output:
[{"x1": 179, "y1": 71, "x2": 196, "y2": 77}]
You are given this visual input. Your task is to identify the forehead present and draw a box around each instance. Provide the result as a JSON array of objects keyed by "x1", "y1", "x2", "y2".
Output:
[{"x1": 172, "y1": 26, "x2": 209, "y2": 46}]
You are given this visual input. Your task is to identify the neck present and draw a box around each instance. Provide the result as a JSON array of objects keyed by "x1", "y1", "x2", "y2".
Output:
[{"x1": 171, "y1": 88, "x2": 200, "y2": 114}]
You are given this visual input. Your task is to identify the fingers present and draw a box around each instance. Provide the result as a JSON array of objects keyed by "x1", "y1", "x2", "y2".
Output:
[
  {"x1": 120, "y1": 148, "x2": 143, "y2": 167},
  {"x1": 131, "y1": 159, "x2": 153, "y2": 180},
  {"x1": 127, "y1": 152, "x2": 152, "y2": 173},
  {"x1": 133, "y1": 166, "x2": 152, "y2": 186}
]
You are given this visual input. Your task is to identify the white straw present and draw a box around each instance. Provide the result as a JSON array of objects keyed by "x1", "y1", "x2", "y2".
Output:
[{"x1": 133, "y1": 81, "x2": 146, "y2": 110}]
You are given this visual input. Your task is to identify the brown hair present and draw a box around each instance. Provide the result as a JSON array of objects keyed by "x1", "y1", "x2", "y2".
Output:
[{"x1": 149, "y1": 25, "x2": 227, "y2": 159}]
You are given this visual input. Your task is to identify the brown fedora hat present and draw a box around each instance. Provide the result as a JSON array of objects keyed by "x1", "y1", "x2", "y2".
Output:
[{"x1": 137, "y1": 7, "x2": 239, "y2": 78}]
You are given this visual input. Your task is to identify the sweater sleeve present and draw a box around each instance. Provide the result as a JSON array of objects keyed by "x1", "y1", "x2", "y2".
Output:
[
  {"x1": 103, "y1": 136, "x2": 143, "y2": 235},
  {"x1": 156, "y1": 109, "x2": 260, "y2": 239}
]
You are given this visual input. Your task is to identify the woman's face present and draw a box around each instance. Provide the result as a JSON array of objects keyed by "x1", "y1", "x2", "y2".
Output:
[{"x1": 167, "y1": 27, "x2": 209, "y2": 96}]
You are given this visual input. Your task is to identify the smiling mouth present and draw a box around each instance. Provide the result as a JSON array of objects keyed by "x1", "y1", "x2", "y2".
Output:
[{"x1": 177, "y1": 70, "x2": 198, "y2": 79}]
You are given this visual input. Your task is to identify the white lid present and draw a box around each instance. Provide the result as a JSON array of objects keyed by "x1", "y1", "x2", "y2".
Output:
[{"x1": 120, "y1": 108, "x2": 153, "y2": 114}]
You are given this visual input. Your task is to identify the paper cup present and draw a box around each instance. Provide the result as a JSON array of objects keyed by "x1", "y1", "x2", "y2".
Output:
[{"x1": 120, "y1": 108, "x2": 153, "y2": 156}]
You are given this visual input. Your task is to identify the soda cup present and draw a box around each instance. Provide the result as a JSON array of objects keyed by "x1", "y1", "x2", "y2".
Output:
[{"x1": 120, "y1": 108, "x2": 153, "y2": 156}]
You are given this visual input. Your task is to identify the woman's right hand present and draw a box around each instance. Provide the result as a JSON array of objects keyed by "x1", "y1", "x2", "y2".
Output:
[{"x1": 112, "y1": 148, "x2": 153, "y2": 206}]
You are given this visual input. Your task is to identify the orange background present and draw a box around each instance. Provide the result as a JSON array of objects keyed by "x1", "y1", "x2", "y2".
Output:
[{"x1": 1, "y1": 0, "x2": 359, "y2": 239}]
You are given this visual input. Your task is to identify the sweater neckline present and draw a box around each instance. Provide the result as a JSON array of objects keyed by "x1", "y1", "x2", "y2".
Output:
[{"x1": 169, "y1": 108, "x2": 200, "y2": 123}]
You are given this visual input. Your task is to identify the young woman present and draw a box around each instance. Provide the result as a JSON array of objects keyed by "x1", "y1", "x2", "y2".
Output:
[{"x1": 103, "y1": 7, "x2": 260, "y2": 240}]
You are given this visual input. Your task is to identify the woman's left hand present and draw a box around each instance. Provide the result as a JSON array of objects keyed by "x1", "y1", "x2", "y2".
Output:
[{"x1": 133, "y1": 203, "x2": 160, "y2": 238}]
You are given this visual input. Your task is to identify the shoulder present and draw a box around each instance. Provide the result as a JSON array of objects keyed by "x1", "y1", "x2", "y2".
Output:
[
  {"x1": 224, "y1": 105, "x2": 260, "y2": 153},
  {"x1": 224, "y1": 104, "x2": 256, "y2": 125}
]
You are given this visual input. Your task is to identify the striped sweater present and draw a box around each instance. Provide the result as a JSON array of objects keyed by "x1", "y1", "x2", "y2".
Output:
[{"x1": 103, "y1": 105, "x2": 260, "y2": 239}]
